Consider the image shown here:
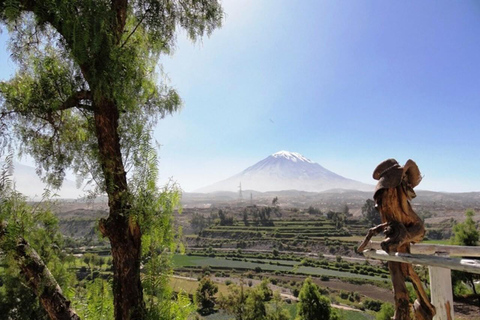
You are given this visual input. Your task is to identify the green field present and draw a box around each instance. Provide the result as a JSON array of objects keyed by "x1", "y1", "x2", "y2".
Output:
[{"x1": 173, "y1": 255, "x2": 386, "y2": 282}]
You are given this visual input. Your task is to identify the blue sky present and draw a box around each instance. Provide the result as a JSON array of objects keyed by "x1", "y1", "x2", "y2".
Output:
[{"x1": 2, "y1": 1, "x2": 480, "y2": 193}]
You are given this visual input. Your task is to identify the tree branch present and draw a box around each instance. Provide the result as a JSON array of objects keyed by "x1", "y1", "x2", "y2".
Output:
[
  {"x1": 120, "y1": 13, "x2": 147, "y2": 49},
  {"x1": 111, "y1": 0, "x2": 128, "y2": 42},
  {"x1": 0, "y1": 222, "x2": 81, "y2": 320},
  {"x1": 57, "y1": 90, "x2": 93, "y2": 111}
]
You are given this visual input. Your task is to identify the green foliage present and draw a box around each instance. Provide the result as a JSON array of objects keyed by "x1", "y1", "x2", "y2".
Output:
[
  {"x1": 451, "y1": 209, "x2": 479, "y2": 246},
  {"x1": 362, "y1": 199, "x2": 381, "y2": 226},
  {"x1": 258, "y1": 279, "x2": 274, "y2": 302},
  {"x1": 130, "y1": 151, "x2": 194, "y2": 319},
  {"x1": 196, "y1": 276, "x2": 218, "y2": 314},
  {"x1": 191, "y1": 212, "x2": 215, "y2": 233},
  {"x1": 362, "y1": 298, "x2": 382, "y2": 312},
  {"x1": 244, "y1": 287, "x2": 267, "y2": 320},
  {"x1": 73, "y1": 278, "x2": 114, "y2": 319},
  {"x1": 0, "y1": 171, "x2": 73, "y2": 319},
  {"x1": 0, "y1": 266, "x2": 49, "y2": 320},
  {"x1": 244, "y1": 206, "x2": 275, "y2": 226},
  {"x1": 450, "y1": 209, "x2": 480, "y2": 298},
  {"x1": 266, "y1": 293, "x2": 291, "y2": 320},
  {"x1": 217, "y1": 282, "x2": 248, "y2": 320},
  {"x1": 376, "y1": 302, "x2": 394, "y2": 320},
  {"x1": 218, "y1": 209, "x2": 234, "y2": 226},
  {"x1": 0, "y1": 0, "x2": 222, "y2": 194},
  {"x1": 218, "y1": 281, "x2": 289, "y2": 320},
  {"x1": 326, "y1": 211, "x2": 344, "y2": 229},
  {"x1": 296, "y1": 277, "x2": 331, "y2": 320},
  {"x1": 1, "y1": 1, "x2": 223, "y2": 318},
  {"x1": 307, "y1": 206, "x2": 321, "y2": 215}
]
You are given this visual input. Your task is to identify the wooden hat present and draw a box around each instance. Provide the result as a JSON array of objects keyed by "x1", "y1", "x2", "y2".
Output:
[{"x1": 373, "y1": 159, "x2": 422, "y2": 196}]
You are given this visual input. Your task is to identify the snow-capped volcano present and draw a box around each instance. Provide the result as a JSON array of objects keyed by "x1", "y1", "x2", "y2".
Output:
[
  {"x1": 271, "y1": 151, "x2": 314, "y2": 163},
  {"x1": 196, "y1": 151, "x2": 372, "y2": 193}
]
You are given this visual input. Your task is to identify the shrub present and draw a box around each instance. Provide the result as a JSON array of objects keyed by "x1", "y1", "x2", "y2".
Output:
[
  {"x1": 376, "y1": 303, "x2": 394, "y2": 320},
  {"x1": 363, "y1": 298, "x2": 382, "y2": 312}
]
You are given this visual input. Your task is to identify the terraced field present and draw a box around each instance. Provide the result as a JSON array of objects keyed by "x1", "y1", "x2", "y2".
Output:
[
  {"x1": 190, "y1": 214, "x2": 368, "y2": 244},
  {"x1": 172, "y1": 254, "x2": 388, "y2": 282},
  {"x1": 199, "y1": 218, "x2": 364, "y2": 239}
]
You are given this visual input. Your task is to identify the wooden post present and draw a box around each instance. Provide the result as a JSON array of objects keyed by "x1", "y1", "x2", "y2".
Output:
[{"x1": 429, "y1": 266, "x2": 454, "y2": 320}]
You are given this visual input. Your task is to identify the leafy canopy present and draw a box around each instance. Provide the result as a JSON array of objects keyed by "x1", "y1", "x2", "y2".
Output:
[
  {"x1": 0, "y1": 0, "x2": 222, "y2": 194},
  {"x1": 0, "y1": 1, "x2": 223, "y2": 318},
  {"x1": 451, "y1": 209, "x2": 479, "y2": 246},
  {"x1": 296, "y1": 277, "x2": 331, "y2": 320}
]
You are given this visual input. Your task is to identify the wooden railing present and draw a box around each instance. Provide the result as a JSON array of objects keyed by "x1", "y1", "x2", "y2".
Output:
[{"x1": 361, "y1": 241, "x2": 480, "y2": 320}]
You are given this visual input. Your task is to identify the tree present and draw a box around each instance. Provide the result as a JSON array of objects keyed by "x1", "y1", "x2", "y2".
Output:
[
  {"x1": 243, "y1": 210, "x2": 249, "y2": 226},
  {"x1": 244, "y1": 288, "x2": 267, "y2": 320},
  {"x1": 451, "y1": 209, "x2": 479, "y2": 301},
  {"x1": 362, "y1": 199, "x2": 381, "y2": 226},
  {"x1": 327, "y1": 211, "x2": 343, "y2": 229},
  {"x1": 196, "y1": 276, "x2": 218, "y2": 315},
  {"x1": 217, "y1": 282, "x2": 247, "y2": 320},
  {"x1": 218, "y1": 209, "x2": 234, "y2": 226},
  {"x1": 257, "y1": 279, "x2": 273, "y2": 302},
  {"x1": 342, "y1": 204, "x2": 349, "y2": 216},
  {"x1": 307, "y1": 206, "x2": 321, "y2": 215},
  {"x1": 0, "y1": 1, "x2": 223, "y2": 319},
  {"x1": 218, "y1": 280, "x2": 287, "y2": 320},
  {"x1": 296, "y1": 277, "x2": 331, "y2": 320},
  {"x1": 452, "y1": 209, "x2": 479, "y2": 247},
  {"x1": 266, "y1": 292, "x2": 291, "y2": 320},
  {"x1": 272, "y1": 197, "x2": 278, "y2": 206},
  {"x1": 191, "y1": 213, "x2": 212, "y2": 233}
]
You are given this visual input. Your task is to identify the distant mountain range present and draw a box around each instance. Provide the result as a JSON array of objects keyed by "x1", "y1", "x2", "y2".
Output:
[{"x1": 196, "y1": 151, "x2": 373, "y2": 193}]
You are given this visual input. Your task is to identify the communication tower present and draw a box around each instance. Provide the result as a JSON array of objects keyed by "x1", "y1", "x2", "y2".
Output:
[{"x1": 238, "y1": 182, "x2": 243, "y2": 200}]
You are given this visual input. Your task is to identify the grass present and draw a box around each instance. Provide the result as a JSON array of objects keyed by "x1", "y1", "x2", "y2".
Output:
[
  {"x1": 335, "y1": 309, "x2": 374, "y2": 320},
  {"x1": 169, "y1": 277, "x2": 231, "y2": 297}
]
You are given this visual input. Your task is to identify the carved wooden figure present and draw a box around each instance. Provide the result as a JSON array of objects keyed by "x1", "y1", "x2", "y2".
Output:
[{"x1": 358, "y1": 159, "x2": 436, "y2": 320}]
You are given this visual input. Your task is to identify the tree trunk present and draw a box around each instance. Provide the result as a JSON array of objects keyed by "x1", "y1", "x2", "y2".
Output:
[
  {"x1": 468, "y1": 276, "x2": 480, "y2": 308},
  {"x1": 94, "y1": 98, "x2": 145, "y2": 319},
  {"x1": 0, "y1": 223, "x2": 80, "y2": 320},
  {"x1": 100, "y1": 215, "x2": 144, "y2": 320}
]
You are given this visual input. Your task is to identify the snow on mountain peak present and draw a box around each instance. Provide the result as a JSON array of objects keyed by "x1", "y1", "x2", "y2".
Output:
[{"x1": 271, "y1": 151, "x2": 314, "y2": 163}]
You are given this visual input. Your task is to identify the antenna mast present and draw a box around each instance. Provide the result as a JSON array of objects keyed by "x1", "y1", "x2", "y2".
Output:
[{"x1": 238, "y1": 182, "x2": 243, "y2": 200}]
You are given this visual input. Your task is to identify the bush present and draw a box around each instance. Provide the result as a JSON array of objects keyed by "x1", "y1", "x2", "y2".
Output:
[
  {"x1": 363, "y1": 298, "x2": 382, "y2": 312},
  {"x1": 196, "y1": 276, "x2": 218, "y2": 315},
  {"x1": 376, "y1": 303, "x2": 394, "y2": 320}
]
